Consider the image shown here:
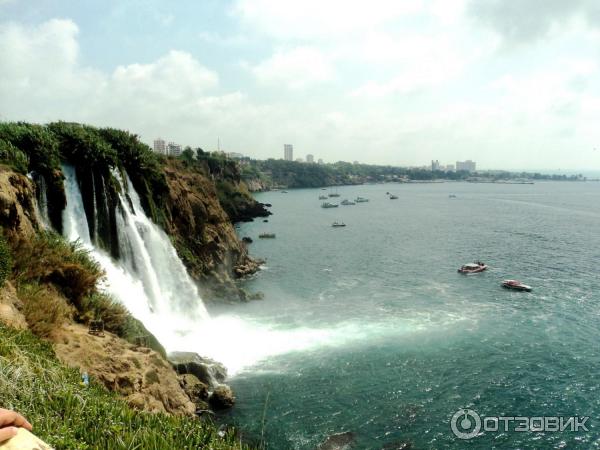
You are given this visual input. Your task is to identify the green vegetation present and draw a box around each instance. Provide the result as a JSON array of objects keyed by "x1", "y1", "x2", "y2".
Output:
[
  {"x1": 0, "y1": 324, "x2": 249, "y2": 450},
  {"x1": 239, "y1": 158, "x2": 586, "y2": 189},
  {"x1": 0, "y1": 122, "x2": 168, "y2": 234}
]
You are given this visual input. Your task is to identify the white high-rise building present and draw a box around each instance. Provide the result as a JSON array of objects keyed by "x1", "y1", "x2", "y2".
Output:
[
  {"x1": 431, "y1": 160, "x2": 440, "y2": 171},
  {"x1": 284, "y1": 144, "x2": 293, "y2": 161},
  {"x1": 306, "y1": 154, "x2": 314, "y2": 163},
  {"x1": 168, "y1": 142, "x2": 182, "y2": 157},
  {"x1": 153, "y1": 138, "x2": 166, "y2": 155},
  {"x1": 456, "y1": 160, "x2": 476, "y2": 172}
]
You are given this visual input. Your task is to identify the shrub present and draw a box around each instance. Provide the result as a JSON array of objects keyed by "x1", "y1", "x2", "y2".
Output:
[
  {"x1": 10, "y1": 231, "x2": 104, "y2": 306},
  {"x1": 17, "y1": 284, "x2": 73, "y2": 338}
]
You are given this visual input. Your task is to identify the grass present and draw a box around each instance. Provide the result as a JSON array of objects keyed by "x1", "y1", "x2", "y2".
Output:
[
  {"x1": 11, "y1": 231, "x2": 103, "y2": 307},
  {"x1": 0, "y1": 324, "x2": 251, "y2": 450}
]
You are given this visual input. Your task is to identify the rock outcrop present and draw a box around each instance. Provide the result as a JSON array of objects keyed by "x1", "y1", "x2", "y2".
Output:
[
  {"x1": 0, "y1": 282, "x2": 27, "y2": 330},
  {"x1": 0, "y1": 169, "x2": 38, "y2": 240},
  {"x1": 168, "y1": 351, "x2": 235, "y2": 410},
  {"x1": 52, "y1": 324, "x2": 195, "y2": 415}
]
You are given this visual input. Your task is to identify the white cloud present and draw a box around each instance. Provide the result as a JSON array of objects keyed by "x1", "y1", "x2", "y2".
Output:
[{"x1": 250, "y1": 46, "x2": 334, "y2": 89}]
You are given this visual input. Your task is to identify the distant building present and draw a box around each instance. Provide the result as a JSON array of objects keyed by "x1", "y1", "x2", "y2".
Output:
[
  {"x1": 456, "y1": 160, "x2": 476, "y2": 172},
  {"x1": 153, "y1": 138, "x2": 166, "y2": 155},
  {"x1": 445, "y1": 164, "x2": 455, "y2": 172},
  {"x1": 167, "y1": 142, "x2": 182, "y2": 157},
  {"x1": 284, "y1": 144, "x2": 293, "y2": 161},
  {"x1": 295, "y1": 158, "x2": 304, "y2": 163},
  {"x1": 306, "y1": 154, "x2": 314, "y2": 163},
  {"x1": 318, "y1": 158, "x2": 324, "y2": 164},
  {"x1": 431, "y1": 160, "x2": 440, "y2": 171},
  {"x1": 228, "y1": 152, "x2": 244, "y2": 159}
]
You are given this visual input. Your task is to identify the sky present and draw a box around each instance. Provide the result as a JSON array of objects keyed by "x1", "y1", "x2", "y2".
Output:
[{"x1": 1, "y1": 0, "x2": 600, "y2": 171}]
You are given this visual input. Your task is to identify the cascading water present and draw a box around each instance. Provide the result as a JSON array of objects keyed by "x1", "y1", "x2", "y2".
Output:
[{"x1": 60, "y1": 164, "x2": 381, "y2": 375}]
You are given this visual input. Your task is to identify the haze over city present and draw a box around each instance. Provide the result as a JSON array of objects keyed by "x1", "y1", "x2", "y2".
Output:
[{"x1": 2, "y1": 0, "x2": 600, "y2": 171}]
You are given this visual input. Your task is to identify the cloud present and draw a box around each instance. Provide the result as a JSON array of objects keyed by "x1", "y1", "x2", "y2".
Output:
[
  {"x1": 349, "y1": 32, "x2": 466, "y2": 97},
  {"x1": 0, "y1": 19, "x2": 262, "y2": 154},
  {"x1": 468, "y1": 0, "x2": 600, "y2": 43},
  {"x1": 250, "y1": 46, "x2": 334, "y2": 89}
]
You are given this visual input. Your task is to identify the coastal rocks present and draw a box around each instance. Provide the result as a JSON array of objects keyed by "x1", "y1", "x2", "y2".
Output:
[
  {"x1": 316, "y1": 432, "x2": 356, "y2": 450},
  {"x1": 168, "y1": 351, "x2": 227, "y2": 386},
  {"x1": 52, "y1": 324, "x2": 195, "y2": 415},
  {"x1": 179, "y1": 373, "x2": 210, "y2": 411},
  {"x1": 209, "y1": 385, "x2": 235, "y2": 410},
  {"x1": 0, "y1": 169, "x2": 38, "y2": 240},
  {"x1": 168, "y1": 351, "x2": 235, "y2": 410},
  {"x1": 234, "y1": 258, "x2": 264, "y2": 278}
]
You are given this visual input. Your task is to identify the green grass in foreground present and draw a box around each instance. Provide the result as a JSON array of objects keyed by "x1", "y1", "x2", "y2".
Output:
[{"x1": 0, "y1": 324, "x2": 250, "y2": 450}]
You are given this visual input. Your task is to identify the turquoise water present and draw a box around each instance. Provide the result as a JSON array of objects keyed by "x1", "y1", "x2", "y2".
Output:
[{"x1": 216, "y1": 182, "x2": 600, "y2": 449}]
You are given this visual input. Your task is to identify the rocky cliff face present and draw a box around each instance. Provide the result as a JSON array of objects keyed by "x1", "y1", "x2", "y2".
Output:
[
  {"x1": 160, "y1": 160, "x2": 264, "y2": 302},
  {"x1": 0, "y1": 169, "x2": 38, "y2": 240}
]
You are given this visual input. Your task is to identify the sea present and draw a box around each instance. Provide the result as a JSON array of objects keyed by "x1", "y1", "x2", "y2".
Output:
[{"x1": 210, "y1": 181, "x2": 600, "y2": 449}]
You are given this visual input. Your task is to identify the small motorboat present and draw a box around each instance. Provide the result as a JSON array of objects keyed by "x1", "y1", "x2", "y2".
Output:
[
  {"x1": 332, "y1": 221, "x2": 346, "y2": 227},
  {"x1": 355, "y1": 197, "x2": 369, "y2": 203},
  {"x1": 321, "y1": 202, "x2": 339, "y2": 208},
  {"x1": 502, "y1": 280, "x2": 532, "y2": 292},
  {"x1": 449, "y1": 194, "x2": 457, "y2": 198},
  {"x1": 458, "y1": 262, "x2": 488, "y2": 274},
  {"x1": 389, "y1": 195, "x2": 399, "y2": 199},
  {"x1": 319, "y1": 195, "x2": 328, "y2": 200},
  {"x1": 259, "y1": 233, "x2": 276, "y2": 239},
  {"x1": 341, "y1": 199, "x2": 356, "y2": 205}
]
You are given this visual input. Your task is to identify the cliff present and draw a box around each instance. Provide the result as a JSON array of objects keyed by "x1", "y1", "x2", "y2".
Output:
[{"x1": 161, "y1": 159, "x2": 268, "y2": 302}]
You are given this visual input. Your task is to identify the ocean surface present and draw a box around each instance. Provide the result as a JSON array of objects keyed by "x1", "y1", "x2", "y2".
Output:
[{"x1": 212, "y1": 181, "x2": 600, "y2": 449}]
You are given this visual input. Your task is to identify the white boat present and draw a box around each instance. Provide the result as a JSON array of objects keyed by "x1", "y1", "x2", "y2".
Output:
[
  {"x1": 321, "y1": 202, "x2": 339, "y2": 208},
  {"x1": 332, "y1": 221, "x2": 346, "y2": 227},
  {"x1": 341, "y1": 199, "x2": 356, "y2": 205},
  {"x1": 502, "y1": 280, "x2": 532, "y2": 292},
  {"x1": 355, "y1": 197, "x2": 369, "y2": 203}
]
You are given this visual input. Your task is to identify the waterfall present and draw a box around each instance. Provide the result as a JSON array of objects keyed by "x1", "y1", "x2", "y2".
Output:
[
  {"x1": 61, "y1": 164, "x2": 209, "y2": 350},
  {"x1": 28, "y1": 172, "x2": 51, "y2": 229}
]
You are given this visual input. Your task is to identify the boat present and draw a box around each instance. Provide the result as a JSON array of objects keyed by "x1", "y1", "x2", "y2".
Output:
[
  {"x1": 355, "y1": 197, "x2": 369, "y2": 203},
  {"x1": 281, "y1": 190, "x2": 288, "y2": 193},
  {"x1": 328, "y1": 189, "x2": 340, "y2": 197},
  {"x1": 321, "y1": 202, "x2": 339, "y2": 208},
  {"x1": 341, "y1": 199, "x2": 356, "y2": 205},
  {"x1": 449, "y1": 194, "x2": 457, "y2": 198},
  {"x1": 332, "y1": 221, "x2": 346, "y2": 227},
  {"x1": 502, "y1": 280, "x2": 532, "y2": 292},
  {"x1": 259, "y1": 233, "x2": 276, "y2": 239},
  {"x1": 318, "y1": 195, "x2": 328, "y2": 200},
  {"x1": 389, "y1": 195, "x2": 399, "y2": 199},
  {"x1": 458, "y1": 262, "x2": 488, "y2": 274}
]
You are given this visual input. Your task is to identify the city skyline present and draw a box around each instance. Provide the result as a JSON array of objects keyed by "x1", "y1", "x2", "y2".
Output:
[{"x1": 2, "y1": 1, "x2": 600, "y2": 171}]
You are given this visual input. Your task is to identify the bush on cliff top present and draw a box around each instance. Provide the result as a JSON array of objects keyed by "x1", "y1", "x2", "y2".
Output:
[{"x1": 0, "y1": 324, "x2": 250, "y2": 450}]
